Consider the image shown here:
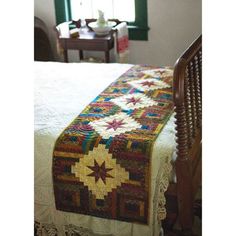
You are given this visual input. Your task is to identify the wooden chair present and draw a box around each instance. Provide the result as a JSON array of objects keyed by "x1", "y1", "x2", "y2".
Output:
[{"x1": 34, "y1": 16, "x2": 54, "y2": 61}]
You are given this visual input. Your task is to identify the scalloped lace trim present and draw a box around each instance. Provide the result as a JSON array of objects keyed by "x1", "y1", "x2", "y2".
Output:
[
  {"x1": 157, "y1": 160, "x2": 173, "y2": 221},
  {"x1": 34, "y1": 222, "x2": 113, "y2": 236}
]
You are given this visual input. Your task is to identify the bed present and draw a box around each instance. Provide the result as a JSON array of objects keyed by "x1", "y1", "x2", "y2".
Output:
[{"x1": 34, "y1": 18, "x2": 202, "y2": 236}]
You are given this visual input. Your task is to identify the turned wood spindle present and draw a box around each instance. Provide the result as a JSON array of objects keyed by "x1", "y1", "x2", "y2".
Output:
[
  {"x1": 188, "y1": 61, "x2": 197, "y2": 138},
  {"x1": 184, "y1": 68, "x2": 193, "y2": 148}
]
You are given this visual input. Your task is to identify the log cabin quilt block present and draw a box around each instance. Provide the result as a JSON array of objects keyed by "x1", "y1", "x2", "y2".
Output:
[{"x1": 52, "y1": 65, "x2": 174, "y2": 224}]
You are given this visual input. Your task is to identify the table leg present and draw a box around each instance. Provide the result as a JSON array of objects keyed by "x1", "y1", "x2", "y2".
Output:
[
  {"x1": 105, "y1": 51, "x2": 110, "y2": 63},
  {"x1": 79, "y1": 50, "x2": 84, "y2": 61},
  {"x1": 63, "y1": 50, "x2": 68, "y2": 63}
]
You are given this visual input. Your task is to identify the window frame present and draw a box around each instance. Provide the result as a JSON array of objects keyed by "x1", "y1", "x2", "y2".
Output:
[{"x1": 54, "y1": 0, "x2": 149, "y2": 40}]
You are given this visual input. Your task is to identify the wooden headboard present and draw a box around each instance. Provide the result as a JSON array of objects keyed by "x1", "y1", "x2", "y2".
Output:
[
  {"x1": 172, "y1": 35, "x2": 202, "y2": 232},
  {"x1": 34, "y1": 17, "x2": 54, "y2": 61}
]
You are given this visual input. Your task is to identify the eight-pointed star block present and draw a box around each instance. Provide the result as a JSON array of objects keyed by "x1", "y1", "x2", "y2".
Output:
[
  {"x1": 142, "y1": 68, "x2": 173, "y2": 78},
  {"x1": 128, "y1": 78, "x2": 170, "y2": 92},
  {"x1": 89, "y1": 112, "x2": 142, "y2": 139},
  {"x1": 110, "y1": 93, "x2": 158, "y2": 110},
  {"x1": 71, "y1": 144, "x2": 129, "y2": 199}
]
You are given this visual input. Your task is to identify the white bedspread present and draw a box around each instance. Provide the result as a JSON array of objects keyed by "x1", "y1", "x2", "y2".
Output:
[{"x1": 34, "y1": 62, "x2": 176, "y2": 236}]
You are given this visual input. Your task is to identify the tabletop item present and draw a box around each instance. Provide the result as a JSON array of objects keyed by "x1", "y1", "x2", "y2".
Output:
[
  {"x1": 87, "y1": 10, "x2": 116, "y2": 36},
  {"x1": 88, "y1": 21, "x2": 116, "y2": 36},
  {"x1": 70, "y1": 28, "x2": 80, "y2": 38},
  {"x1": 97, "y1": 10, "x2": 106, "y2": 26}
]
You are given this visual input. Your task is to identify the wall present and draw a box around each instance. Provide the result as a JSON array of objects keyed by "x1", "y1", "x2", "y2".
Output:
[
  {"x1": 34, "y1": 0, "x2": 201, "y2": 66},
  {"x1": 130, "y1": 0, "x2": 202, "y2": 66}
]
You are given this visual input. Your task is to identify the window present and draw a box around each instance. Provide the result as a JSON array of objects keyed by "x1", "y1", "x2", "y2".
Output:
[
  {"x1": 54, "y1": 0, "x2": 149, "y2": 40},
  {"x1": 70, "y1": 0, "x2": 135, "y2": 22}
]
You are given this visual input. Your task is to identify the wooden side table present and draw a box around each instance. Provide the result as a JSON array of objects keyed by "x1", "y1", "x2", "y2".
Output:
[{"x1": 55, "y1": 24, "x2": 116, "y2": 63}]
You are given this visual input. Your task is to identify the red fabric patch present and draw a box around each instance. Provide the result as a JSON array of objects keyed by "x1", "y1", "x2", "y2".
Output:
[{"x1": 117, "y1": 36, "x2": 129, "y2": 53}]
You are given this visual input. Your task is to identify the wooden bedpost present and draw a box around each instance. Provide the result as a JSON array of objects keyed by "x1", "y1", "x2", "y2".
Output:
[
  {"x1": 174, "y1": 58, "x2": 194, "y2": 235},
  {"x1": 173, "y1": 36, "x2": 202, "y2": 235}
]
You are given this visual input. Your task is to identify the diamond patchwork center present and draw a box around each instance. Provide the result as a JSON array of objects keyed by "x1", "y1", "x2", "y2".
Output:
[{"x1": 71, "y1": 145, "x2": 129, "y2": 199}]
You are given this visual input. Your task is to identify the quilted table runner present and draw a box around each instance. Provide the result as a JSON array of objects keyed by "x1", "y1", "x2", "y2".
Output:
[{"x1": 53, "y1": 65, "x2": 174, "y2": 224}]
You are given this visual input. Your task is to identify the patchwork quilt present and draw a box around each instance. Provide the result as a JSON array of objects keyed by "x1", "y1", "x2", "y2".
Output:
[{"x1": 53, "y1": 65, "x2": 174, "y2": 224}]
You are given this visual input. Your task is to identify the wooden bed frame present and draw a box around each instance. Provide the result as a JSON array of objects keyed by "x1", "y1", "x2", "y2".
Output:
[{"x1": 165, "y1": 35, "x2": 202, "y2": 235}]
